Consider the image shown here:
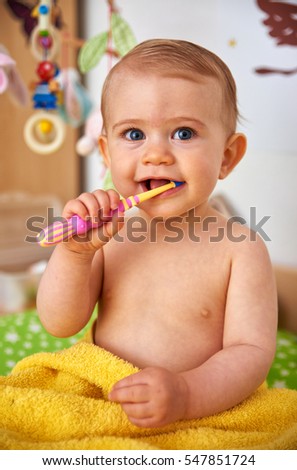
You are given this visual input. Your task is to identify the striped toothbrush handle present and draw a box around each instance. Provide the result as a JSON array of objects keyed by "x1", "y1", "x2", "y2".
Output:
[
  {"x1": 36, "y1": 212, "x2": 118, "y2": 247},
  {"x1": 37, "y1": 181, "x2": 181, "y2": 247}
]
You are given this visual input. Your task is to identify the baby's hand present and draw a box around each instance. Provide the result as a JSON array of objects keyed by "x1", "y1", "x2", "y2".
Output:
[
  {"x1": 61, "y1": 189, "x2": 124, "y2": 253},
  {"x1": 108, "y1": 367, "x2": 188, "y2": 428}
]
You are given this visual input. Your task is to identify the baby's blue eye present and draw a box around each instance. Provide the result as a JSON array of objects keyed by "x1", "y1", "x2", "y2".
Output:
[
  {"x1": 126, "y1": 129, "x2": 145, "y2": 141},
  {"x1": 173, "y1": 128, "x2": 194, "y2": 140}
]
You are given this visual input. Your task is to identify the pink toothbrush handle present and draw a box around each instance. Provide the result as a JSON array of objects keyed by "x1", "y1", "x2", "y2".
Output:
[
  {"x1": 37, "y1": 202, "x2": 125, "y2": 247},
  {"x1": 71, "y1": 199, "x2": 125, "y2": 235},
  {"x1": 70, "y1": 211, "x2": 119, "y2": 235},
  {"x1": 69, "y1": 201, "x2": 125, "y2": 236}
]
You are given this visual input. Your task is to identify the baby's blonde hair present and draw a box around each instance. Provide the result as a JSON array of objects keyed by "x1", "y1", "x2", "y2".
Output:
[{"x1": 101, "y1": 39, "x2": 238, "y2": 135}]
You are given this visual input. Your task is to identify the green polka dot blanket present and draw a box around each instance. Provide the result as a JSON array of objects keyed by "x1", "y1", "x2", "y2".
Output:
[
  {"x1": 267, "y1": 329, "x2": 297, "y2": 389},
  {"x1": 0, "y1": 309, "x2": 91, "y2": 376},
  {"x1": 0, "y1": 309, "x2": 296, "y2": 390}
]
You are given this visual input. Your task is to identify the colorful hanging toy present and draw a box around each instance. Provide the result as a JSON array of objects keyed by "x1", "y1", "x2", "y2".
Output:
[{"x1": 24, "y1": 0, "x2": 65, "y2": 154}]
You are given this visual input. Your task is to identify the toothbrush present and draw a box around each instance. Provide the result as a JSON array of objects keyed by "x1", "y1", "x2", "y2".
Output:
[{"x1": 37, "y1": 181, "x2": 183, "y2": 247}]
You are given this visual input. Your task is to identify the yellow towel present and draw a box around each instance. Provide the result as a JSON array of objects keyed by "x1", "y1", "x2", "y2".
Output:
[{"x1": 0, "y1": 339, "x2": 296, "y2": 450}]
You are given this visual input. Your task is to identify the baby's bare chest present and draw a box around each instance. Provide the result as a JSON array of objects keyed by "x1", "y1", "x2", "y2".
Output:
[
  {"x1": 96, "y1": 239, "x2": 230, "y2": 370},
  {"x1": 104, "y1": 236, "x2": 230, "y2": 308}
]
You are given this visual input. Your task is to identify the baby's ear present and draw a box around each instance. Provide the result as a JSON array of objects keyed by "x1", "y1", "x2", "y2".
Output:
[
  {"x1": 98, "y1": 134, "x2": 111, "y2": 168},
  {"x1": 219, "y1": 133, "x2": 247, "y2": 179}
]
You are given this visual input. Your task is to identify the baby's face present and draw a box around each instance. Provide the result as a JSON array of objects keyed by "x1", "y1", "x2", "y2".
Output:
[{"x1": 102, "y1": 71, "x2": 230, "y2": 218}]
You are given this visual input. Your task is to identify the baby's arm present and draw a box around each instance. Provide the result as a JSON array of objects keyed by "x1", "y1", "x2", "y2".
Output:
[
  {"x1": 181, "y1": 232, "x2": 278, "y2": 420},
  {"x1": 37, "y1": 189, "x2": 124, "y2": 337},
  {"x1": 109, "y1": 231, "x2": 278, "y2": 427}
]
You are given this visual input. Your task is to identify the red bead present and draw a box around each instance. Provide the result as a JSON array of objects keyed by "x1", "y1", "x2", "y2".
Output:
[{"x1": 36, "y1": 61, "x2": 55, "y2": 81}]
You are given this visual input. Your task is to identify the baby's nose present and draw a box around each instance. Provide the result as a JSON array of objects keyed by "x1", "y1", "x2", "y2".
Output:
[{"x1": 141, "y1": 144, "x2": 175, "y2": 166}]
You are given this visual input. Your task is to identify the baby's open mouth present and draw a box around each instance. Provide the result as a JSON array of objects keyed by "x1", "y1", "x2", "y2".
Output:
[{"x1": 141, "y1": 179, "x2": 171, "y2": 191}]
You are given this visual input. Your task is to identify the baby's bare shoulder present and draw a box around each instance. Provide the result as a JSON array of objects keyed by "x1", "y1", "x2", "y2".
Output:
[
  {"x1": 226, "y1": 220, "x2": 271, "y2": 261},
  {"x1": 208, "y1": 209, "x2": 269, "y2": 255}
]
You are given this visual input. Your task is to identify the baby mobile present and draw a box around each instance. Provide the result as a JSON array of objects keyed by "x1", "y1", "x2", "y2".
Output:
[
  {"x1": 23, "y1": 0, "x2": 67, "y2": 154},
  {"x1": 5, "y1": 0, "x2": 137, "y2": 156}
]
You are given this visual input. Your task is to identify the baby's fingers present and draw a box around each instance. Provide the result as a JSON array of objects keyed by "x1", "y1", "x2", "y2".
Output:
[
  {"x1": 62, "y1": 193, "x2": 101, "y2": 222},
  {"x1": 105, "y1": 189, "x2": 122, "y2": 212},
  {"x1": 89, "y1": 189, "x2": 116, "y2": 221},
  {"x1": 62, "y1": 190, "x2": 120, "y2": 222},
  {"x1": 109, "y1": 384, "x2": 150, "y2": 404},
  {"x1": 62, "y1": 197, "x2": 90, "y2": 220},
  {"x1": 60, "y1": 189, "x2": 125, "y2": 251},
  {"x1": 121, "y1": 402, "x2": 153, "y2": 422}
]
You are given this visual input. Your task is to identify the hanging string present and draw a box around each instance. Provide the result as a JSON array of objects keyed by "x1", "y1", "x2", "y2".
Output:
[{"x1": 60, "y1": 30, "x2": 71, "y2": 119}]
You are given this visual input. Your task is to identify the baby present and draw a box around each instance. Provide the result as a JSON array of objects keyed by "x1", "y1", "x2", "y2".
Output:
[{"x1": 37, "y1": 39, "x2": 278, "y2": 428}]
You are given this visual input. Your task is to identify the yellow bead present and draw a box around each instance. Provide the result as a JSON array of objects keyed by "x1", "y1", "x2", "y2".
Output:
[{"x1": 38, "y1": 120, "x2": 53, "y2": 135}]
